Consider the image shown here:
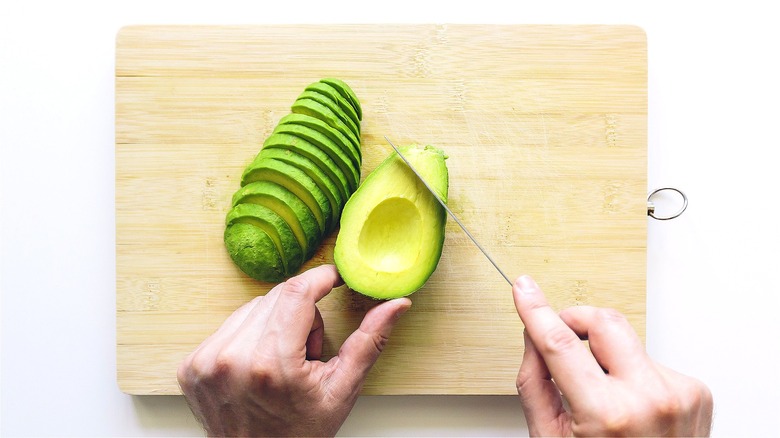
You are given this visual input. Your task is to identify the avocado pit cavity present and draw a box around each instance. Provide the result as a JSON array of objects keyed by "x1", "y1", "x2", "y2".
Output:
[{"x1": 358, "y1": 197, "x2": 422, "y2": 272}]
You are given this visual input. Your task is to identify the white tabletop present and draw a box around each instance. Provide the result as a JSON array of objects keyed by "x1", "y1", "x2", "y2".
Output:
[{"x1": 2, "y1": 1, "x2": 779, "y2": 436}]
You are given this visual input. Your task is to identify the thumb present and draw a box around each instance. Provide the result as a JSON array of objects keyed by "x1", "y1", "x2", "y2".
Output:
[{"x1": 328, "y1": 298, "x2": 411, "y2": 397}]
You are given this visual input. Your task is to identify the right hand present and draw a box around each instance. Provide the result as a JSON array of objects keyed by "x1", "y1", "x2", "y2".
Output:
[{"x1": 512, "y1": 275, "x2": 713, "y2": 436}]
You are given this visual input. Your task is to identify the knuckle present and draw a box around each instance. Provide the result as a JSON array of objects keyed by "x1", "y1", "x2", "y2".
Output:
[
  {"x1": 601, "y1": 409, "x2": 632, "y2": 435},
  {"x1": 248, "y1": 353, "x2": 281, "y2": 392},
  {"x1": 537, "y1": 325, "x2": 581, "y2": 356},
  {"x1": 282, "y1": 276, "x2": 310, "y2": 296},
  {"x1": 370, "y1": 330, "x2": 390, "y2": 354},
  {"x1": 596, "y1": 307, "x2": 627, "y2": 323}
]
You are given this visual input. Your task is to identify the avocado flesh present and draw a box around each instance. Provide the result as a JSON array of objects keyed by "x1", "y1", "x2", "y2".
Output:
[
  {"x1": 241, "y1": 158, "x2": 332, "y2": 234},
  {"x1": 276, "y1": 113, "x2": 362, "y2": 165},
  {"x1": 334, "y1": 144, "x2": 449, "y2": 299},
  {"x1": 320, "y1": 78, "x2": 362, "y2": 121},
  {"x1": 270, "y1": 126, "x2": 359, "y2": 192},
  {"x1": 292, "y1": 98, "x2": 361, "y2": 160},
  {"x1": 226, "y1": 203, "x2": 304, "y2": 277},
  {"x1": 305, "y1": 82, "x2": 361, "y2": 131},
  {"x1": 257, "y1": 147, "x2": 344, "y2": 230},
  {"x1": 232, "y1": 181, "x2": 320, "y2": 259},
  {"x1": 224, "y1": 223, "x2": 285, "y2": 282},
  {"x1": 296, "y1": 90, "x2": 360, "y2": 138}
]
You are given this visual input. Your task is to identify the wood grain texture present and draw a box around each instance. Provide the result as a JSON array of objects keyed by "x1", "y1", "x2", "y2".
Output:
[{"x1": 116, "y1": 25, "x2": 647, "y2": 395}]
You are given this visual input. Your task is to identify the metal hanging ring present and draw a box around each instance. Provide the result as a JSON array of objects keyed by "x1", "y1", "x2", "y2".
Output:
[{"x1": 647, "y1": 187, "x2": 688, "y2": 220}]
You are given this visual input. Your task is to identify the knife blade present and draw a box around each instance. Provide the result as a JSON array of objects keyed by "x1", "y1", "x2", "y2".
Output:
[{"x1": 385, "y1": 137, "x2": 513, "y2": 286}]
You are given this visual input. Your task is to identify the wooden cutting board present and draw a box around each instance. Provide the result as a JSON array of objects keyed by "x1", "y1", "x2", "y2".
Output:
[{"x1": 116, "y1": 25, "x2": 647, "y2": 395}]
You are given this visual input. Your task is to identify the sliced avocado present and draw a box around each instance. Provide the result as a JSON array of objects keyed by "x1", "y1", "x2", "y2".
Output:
[
  {"x1": 224, "y1": 223, "x2": 285, "y2": 282},
  {"x1": 334, "y1": 144, "x2": 449, "y2": 299},
  {"x1": 296, "y1": 90, "x2": 360, "y2": 138},
  {"x1": 226, "y1": 203, "x2": 304, "y2": 277},
  {"x1": 320, "y1": 78, "x2": 362, "y2": 121},
  {"x1": 256, "y1": 147, "x2": 344, "y2": 231},
  {"x1": 263, "y1": 132, "x2": 352, "y2": 199},
  {"x1": 292, "y1": 98, "x2": 361, "y2": 160},
  {"x1": 277, "y1": 113, "x2": 362, "y2": 165},
  {"x1": 305, "y1": 82, "x2": 361, "y2": 131},
  {"x1": 270, "y1": 127, "x2": 359, "y2": 192},
  {"x1": 241, "y1": 158, "x2": 332, "y2": 234},
  {"x1": 232, "y1": 181, "x2": 320, "y2": 259}
]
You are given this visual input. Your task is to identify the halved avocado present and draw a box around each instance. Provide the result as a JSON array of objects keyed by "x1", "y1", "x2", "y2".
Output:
[
  {"x1": 241, "y1": 158, "x2": 332, "y2": 234},
  {"x1": 296, "y1": 90, "x2": 360, "y2": 138},
  {"x1": 320, "y1": 78, "x2": 362, "y2": 121},
  {"x1": 226, "y1": 203, "x2": 304, "y2": 277},
  {"x1": 292, "y1": 98, "x2": 361, "y2": 159},
  {"x1": 277, "y1": 113, "x2": 362, "y2": 165},
  {"x1": 270, "y1": 126, "x2": 359, "y2": 192},
  {"x1": 232, "y1": 181, "x2": 321, "y2": 259},
  {"x1": 305, "y1": 82, "x2": 361, "y2": 131},
  {"x1": 257, "y1": 148, "x2": 344, "y2": 231},
  {"x1": 224, "y1": 223, "x2": 285, "y2": 282},
  {"x1": 334, "y1": 144, "x2": 449, "y2": 299}
]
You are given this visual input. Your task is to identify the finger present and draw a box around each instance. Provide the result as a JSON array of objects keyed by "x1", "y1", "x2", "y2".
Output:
[
  {"x1": 306, "y1": 306, "x2": 324, "y2": 360},
  {"x1": 328, "y1": 298, "x2": 411, "y2": 399},
  {"x1": 559, "y1": 306, "x2": 649, "y2": 378},
  {"x1": 512, "y1": 275, "x2": 605, "y2": 402},
  {"x1": 516, "y1": 330, "x2": 569, "y2": 436},
  {"x1": 264, "y1": 264, "x2": 343, "y2": 358}
]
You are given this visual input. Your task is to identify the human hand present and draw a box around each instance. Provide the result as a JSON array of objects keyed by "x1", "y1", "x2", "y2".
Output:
[
  {"x1": 177, "y1": 264, "x2": 411, "y2": 437},
  {"x1": 512, "y1": 275, "x2": 713, "y2": 437}
]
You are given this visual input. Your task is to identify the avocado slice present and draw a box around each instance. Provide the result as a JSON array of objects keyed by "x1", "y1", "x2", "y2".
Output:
[
  {"x1": 232, "y1": 181, "x2": 321, "y2": 259},
  {"x1": 276, "y1": 113, "x2": 362, "y2": 165},
  {"x1": 296, "y1": 90, "x2": 360, "y2": 138},
  {"x1": 256, "y1": 147, "x2": 344, "y2": 230},
  {"x1": 270, "y1": 126, "x2": 359, "y2": 192},
  {"x1": 241, "y1": 158, "x2": 333, "y2": 235},
  {"x1": 305, "y1": 82, "x2": 361, "y2": 131},
  {"x1": 292, "y1": 98, "x2": 361, "y2": 160},
  {"x1": 320, "y1": 78, "x2": 362, "y2": 121},
  {"x1": 224, "y1": 223, "x2": 285, "y2": 282},
  {"x1": 226, "y1": 203, "x2": 304, "y2": 277},
  {"x1": 263, "y1": 132, "x2": 352, "y2": 199},
  {"x1": 334, "y1": 144, "x2": 449, "y2": 299}
]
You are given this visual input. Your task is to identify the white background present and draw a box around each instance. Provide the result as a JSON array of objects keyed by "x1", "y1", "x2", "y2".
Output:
[{"x1": 2, "y1": 1, "x2": 779, "y2": 436}]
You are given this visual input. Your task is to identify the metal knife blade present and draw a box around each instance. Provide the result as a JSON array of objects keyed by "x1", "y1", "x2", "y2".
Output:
[{"x1": 385, "y1": 137, "x2": 513, "y2": 286}]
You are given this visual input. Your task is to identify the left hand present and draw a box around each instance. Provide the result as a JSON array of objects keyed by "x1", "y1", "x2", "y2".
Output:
[{"x1": 177, "y1": 264, "x2": 412, "y2": 437}]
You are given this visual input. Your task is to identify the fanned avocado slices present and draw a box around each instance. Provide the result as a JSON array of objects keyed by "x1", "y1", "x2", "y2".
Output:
[
  {"x1": 225, "y1": 78, "x2": 362, "y2": 282},
  {"x1": 320, "y1": 78, "x2": 362, "y2": 121},
  {"x1": 305, "y1": 82, "x2": 361, "y2": 131},
  {"x1": 292, "y1": 98, "x2": 361, "y2": 160},
  {"x1": 269, "y1": 127, "x2": 359, "y2": 192},
  {"x1": 226, "y1": 203, "x2": 304, "y2": 277},
  {"x1": 296, "y1": 90, "x2": 360, "y2": 139},
  {"x1": 276, "y1": 113, "x2": 362, "y2": 165},
  {"x1": 241, "y1": 158, "x2": 333, "y2": 235},
  {"x1": 257, "y1": 148, "x2": 344, "y2": 229},
  {"x1": 232, "y1": 181, "x2": 321, "y2": 259}
]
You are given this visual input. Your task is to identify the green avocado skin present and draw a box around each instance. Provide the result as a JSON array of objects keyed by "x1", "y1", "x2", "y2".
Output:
[
  {"x1": 225, "y1": 223, "x2": 285, "y2": 282},
  {"x1": 224, "y1": 78, "x2": 362, "y2": 282}
]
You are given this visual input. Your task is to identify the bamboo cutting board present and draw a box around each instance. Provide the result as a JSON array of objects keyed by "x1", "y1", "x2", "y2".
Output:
[{"x1": 116, "y1": 25, "x2": 647, "y2": 395}]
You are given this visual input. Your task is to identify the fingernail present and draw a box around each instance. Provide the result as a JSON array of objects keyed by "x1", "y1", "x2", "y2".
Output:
[{"x1": 515, "y1": 275, "x2": 538, "y2": 295}]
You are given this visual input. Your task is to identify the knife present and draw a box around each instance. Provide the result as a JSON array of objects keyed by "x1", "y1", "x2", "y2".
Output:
[{"x1": 385, "y1": 137, "x2": 513, "y2": 286}]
